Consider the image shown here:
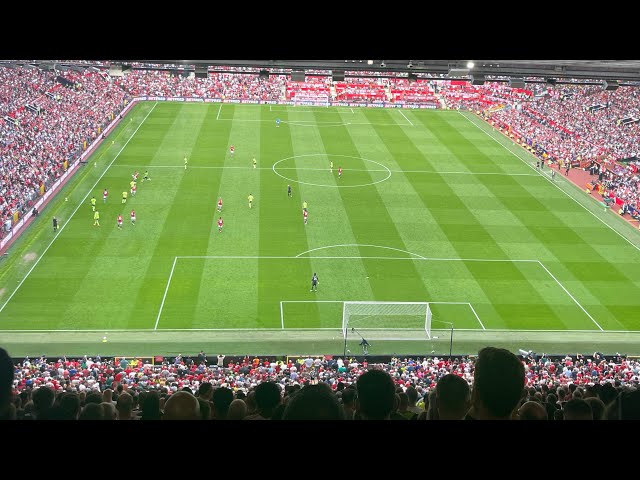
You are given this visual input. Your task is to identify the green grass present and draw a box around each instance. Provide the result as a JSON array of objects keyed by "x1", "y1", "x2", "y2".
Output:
[{"x1": 1, "y1": 102, "x2": 640, "y2": 357}]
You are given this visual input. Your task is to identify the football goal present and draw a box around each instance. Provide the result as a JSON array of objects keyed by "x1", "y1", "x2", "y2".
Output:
[{"x1": 341, "y1": 301, "x2": 433, "y2": 340}]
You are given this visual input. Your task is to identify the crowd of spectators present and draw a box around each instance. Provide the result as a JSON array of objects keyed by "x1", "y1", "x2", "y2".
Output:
[
  {"x1": 442, "y1": 81, "x2": 640, "y2": 216},
  {"x1": 2, "y1": 346, "x2": 639, "y2": 420},
  {"x1": 115, "y1": 70, "x2": 286, "y2": 101},
  {"x1": 3, "y1": 65, "x2": 640, "y2": 236},
  {"x1": 0, "y1": 67, "x2": 129, "y2": 233}
]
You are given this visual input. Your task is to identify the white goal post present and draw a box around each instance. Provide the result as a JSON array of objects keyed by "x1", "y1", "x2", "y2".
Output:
[{"x1": 341, "y1": 301, "x2": 433, "y2": 339}]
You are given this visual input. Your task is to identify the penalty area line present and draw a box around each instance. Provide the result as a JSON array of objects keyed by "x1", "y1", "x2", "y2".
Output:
[{"x1": 154, "y1": 256, "x2": 178, "y2": 330}]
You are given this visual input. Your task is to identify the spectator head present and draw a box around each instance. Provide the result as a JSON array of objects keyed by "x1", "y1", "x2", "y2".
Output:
[
  {"x1": 227, "y1": 399, "x2": 247, "y2": 420},
  {"x1": 405, "y1": 385, "x2": 419, "y2": 406},
  {"x1": 282, "y1": 384, "x2": 344, "y2": 420},
  {"x1": 85, "y1": 392, "x2": 103, "y2": 405},
  {"x1": 563, "y1": 398, "x2": 593, "y2": 420},
  {"x1": 116, "y1": 392, "x2": 134, "y2": 420},
  {"x1": 605, "y1": 390, "x2": 640, "y2": 420},
  {"x1": 471, "y1": 347, "x2": 525, "y2": 420},
  {"x1": 79, "y1": 403, "x2": 104, "y2": 420},
  {"x1": 212, "y1": 387, "x2": 234, "y2": 419},
  {"x1": 59, "y1": 393, "x2": 81, "y2": 420},
  {"x1": 140, "y1": 390, "x2": 162, "y2": 420},
  {"x1": 197, "y1": 382, "x2": 213, "y2": 400},
  {"x1": 102, "y1": 389, "x2": 113, "y2": 404},
  {"x1": 101, "y1": 402, "x2": 117, "y2": 420},
  {"x1": 0, "y1": 347, "x2": 14, "y2": 419},
  {"x1": 341, "y1": 386, "x2": 357, "y2": 409},
  {"x1": 253, "y1": 382, "x2": 281, "y2": 418},
  {"x1": 584, "y1": 397, "x2": 606, "y2": 420},
  {"x1": 436, "y1": 374, "x2": 471, "y2": 420},
  {"x1": 599, "y1": 382, "x2": 618, "y2": 407},
  {"x1": 162, "y1": 391, "x2": 200, "y2": 420},
  {"x1": 197, "y1": 398, "x2": 211, "y2": 420},
  {"x1": 518, "y1": 401, "x2": 548, "y2": 420},
  {"x1": 356, "y1": 369, "x2": 396, "y2": 420},
  {"x1": 32, "y1": 386, "x2": 55, "y2": 416}
]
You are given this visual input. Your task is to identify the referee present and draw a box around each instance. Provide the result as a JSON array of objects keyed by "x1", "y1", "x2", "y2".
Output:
[
  {"x1": 310, "y1": 273, "x2": 319, "y2": 292},
  {"x1": 52, "y1": 216, "x2": 58, "y2": 232}
]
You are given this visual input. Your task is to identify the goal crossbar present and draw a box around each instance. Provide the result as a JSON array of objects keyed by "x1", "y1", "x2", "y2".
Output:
[{"x1": 342, "y1": 301, "x2": 432, "y2": 340}]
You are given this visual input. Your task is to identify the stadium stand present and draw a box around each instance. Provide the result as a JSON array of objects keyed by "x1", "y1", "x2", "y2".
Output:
[{"x1": 4, "y1": 348, "x2": 640, "y2": 420}]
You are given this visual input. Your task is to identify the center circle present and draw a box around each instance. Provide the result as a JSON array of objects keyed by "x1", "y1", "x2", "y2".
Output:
[{"x1": 271, "y1": 154, "x2": 392, "y2": 188}]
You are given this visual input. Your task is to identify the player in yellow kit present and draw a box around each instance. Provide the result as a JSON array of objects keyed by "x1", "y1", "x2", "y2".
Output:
[
  {"x1": 93, "y1": 210, "x2": 100, "y2": 226},
  {"x1": 248, "y1": 193, "x2": 254, "y2": 209},
  {"x1": 122, "y1": 191, "x2": 128, "y2": 204}
]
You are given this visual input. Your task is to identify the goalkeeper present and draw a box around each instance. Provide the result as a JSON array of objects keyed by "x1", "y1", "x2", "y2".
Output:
[{"x1": 310, "y1": 272, "x2": 319, "y2": 292}]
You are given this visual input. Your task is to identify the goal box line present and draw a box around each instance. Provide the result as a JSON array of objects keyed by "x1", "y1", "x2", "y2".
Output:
[{"x1": 279, "y1": 300, "x2": 482, "y2": 336}]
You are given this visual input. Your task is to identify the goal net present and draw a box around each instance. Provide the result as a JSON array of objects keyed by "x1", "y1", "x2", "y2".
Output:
[{"x1": 342, "y1": 302, "x2": 433, "y2": 340}]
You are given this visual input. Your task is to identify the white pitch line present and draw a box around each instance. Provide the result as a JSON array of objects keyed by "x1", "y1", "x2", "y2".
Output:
[
  {"x1": 177, "y1": 255, "x2": 538, "y2": 262},
  {"x1": 216, "y1": 118, "x2": 410, "y2": 126},
  {"x1": 109, "y1": 164, "x2": 538, "y2": 176},
  {"x1": 295, "y1": 243, "x2": 426, "y2": 259},
  {"x1": 399, "y1": 110, "x2": 414, "y2": 126},
  {"x1": 467, "y1": 303, "x2": 486, "y2": 330},
  {"x1": 4, "y1": 327, "x2": 640, "y2": 333},
  {"x1": 537, "y1": 260, "x2": 603, "y2": 331},
  {"x1": 459, "y1": 111, "x2": 640, "y2": 253},
  {"x1": 155, "y1": 256, "x2": 178, "y2": 330},
  {"x1": 280, "y1": 301, "x2": 284, "y2": 329},
  {"x1": 216, "y1": 103, "x2": 222, "y2": 120},
  {"x1": 281, "y1": 300, "x2": 345, "y2": 303},
  {"x1": 0, "y1": 102, "x2": 158, "y2": 315}
]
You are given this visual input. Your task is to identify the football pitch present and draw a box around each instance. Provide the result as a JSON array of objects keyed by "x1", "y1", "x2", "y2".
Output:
[{"x1": 1, "y1": 101, "x2": 640, "y2": 357}]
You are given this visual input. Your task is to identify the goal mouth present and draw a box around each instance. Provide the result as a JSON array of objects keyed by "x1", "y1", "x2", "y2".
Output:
[{"x1": 342, "y1": 301, "x2": 433, "y2": 340}]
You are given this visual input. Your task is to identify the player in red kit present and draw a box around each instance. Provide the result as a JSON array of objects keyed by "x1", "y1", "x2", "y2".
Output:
[
  {"x1": 117, "y1": 214, "x2": 123, "y2": 229},
  {"x1": 217, "y1": 198, "x2": 223, "y2": 212},
  {"x1": 132, "y1": 171, "x2": 139, "y2": 182},
  {"x1": 303, "y1": 209, "x2": 309, "y2": 225},
  {"x1": 103, "y1": 188, "x2": 108, "y2": 203},
  {"x1": 131, "y1": 183, "x2": 137, "y2": 197},
  {"x1": 338, "y1": 167, "x2": 342, "y2": 179},
  {"x1": 217, "y1": 217, "x2": 224, "y2": 233},
  {"x1": 229, "y1": 145, "x2": 234, "y2": 158},
  {"x1": 130, "y1": 210, "x2": 136, "y2": 225}
]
